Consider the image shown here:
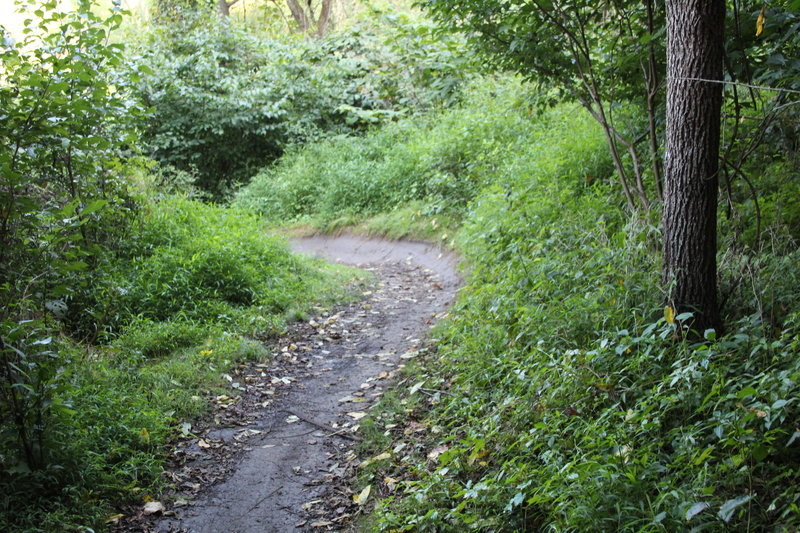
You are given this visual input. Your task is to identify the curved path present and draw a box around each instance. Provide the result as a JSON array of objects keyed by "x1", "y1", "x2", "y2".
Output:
[{"x1": 146, "y1": 235, "x2": 459, "y2": 532}]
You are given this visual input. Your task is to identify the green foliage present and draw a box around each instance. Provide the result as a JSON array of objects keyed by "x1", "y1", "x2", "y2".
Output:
[
  {"x1": 0, "y1": 0, "x2": 143, "y2": 488},
  {"x1": 0, "y1": 0, "x2": 143, "y2": 319},
  {"x1": 96, "y1": 197, "x2": 313, "y2": 331},
  {"x1": 417, "y1": 0, "x2": 666, "y2": 210},
  {"x1": 346, "y1": 108, "x2": 800, "y2": 531},
  {"x1": 133, "y1": 10, "x2": 471, "y2": 197},
  {"x1": 0, "y1": 194, "x2": 361, "y2": 530},
  {"x1": 728, "y1": 0, "x2": 800, "y2": 92},
  {"x1": 236, "y1": 76, "x2": 611, "y2": 228}
]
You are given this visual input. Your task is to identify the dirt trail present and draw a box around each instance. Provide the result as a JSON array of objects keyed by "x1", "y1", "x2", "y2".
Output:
[{"x1": 133, "y1": 235, "x2": 459, "y2": 533}]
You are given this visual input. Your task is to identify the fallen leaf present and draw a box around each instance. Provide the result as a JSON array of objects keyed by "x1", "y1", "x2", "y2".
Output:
[
  {"x1": 286, "y1": 415, "x2": 300, "y2": 424},
  {"x1": 360, "y1": 452, "x2": 391, "y2": 468},
  {"x1": 310, "y1": 521, "x2": 332, "y2": 528},
  {"x1": 353, "y1": 485, "x2": 371, "y2": 505},
  {"x1": 105, "y1": 514, "x2": 124, "y2": 523},
  {"x1": 143, "y1": 501, "x2": 165, "y2": 515},
  {"x1": 347, "y1": 411, "x2": 367, "y2": 420},
  {"x1": 408, "y1": 380, "x2": 426, "y2": 395},
  {"x1": 301, "y1": 499, "x2": 323, "y2": 510},
  {"x1": 197, "y1": 439, "x2": 211, "y2": 449},
  {"x1": 403, "y1": 421, "x2": 426, "y2": 435},
  {"x1": 427, "y1": 445, "x2": 449, "y2": 462}
]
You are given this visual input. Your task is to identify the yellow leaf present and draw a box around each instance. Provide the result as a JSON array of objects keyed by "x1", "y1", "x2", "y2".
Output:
[
  {"x1": 353, "y1": 485, "x2": 371, "y2": 505},
  {"x1": 360, "y1": 451, "x2": 391, "y2": 468},
  {"x1": 105, "y1": 514, "x2": 124, "y2": 523},
  {"x1": 664, "y1": 305, "x2": 675, "y2": 324},
  {"x1": 139, "y1": 428, "x2": 150, "y2": 444},
  {"x1": 756, "y1": 5, "x2": 766, "y2": 36}
]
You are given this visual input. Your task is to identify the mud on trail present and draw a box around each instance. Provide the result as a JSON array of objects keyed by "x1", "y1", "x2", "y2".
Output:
[{"x1": 117, "y1": 235, "x2": 459, "y2": 533}]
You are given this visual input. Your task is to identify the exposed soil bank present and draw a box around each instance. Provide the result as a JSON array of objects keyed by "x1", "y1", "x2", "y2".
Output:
[{"x1": 125, "y1": 235, "x2": 458, "y2": 532}]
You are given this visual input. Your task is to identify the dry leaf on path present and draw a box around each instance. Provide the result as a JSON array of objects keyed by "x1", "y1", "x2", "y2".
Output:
[
  {"x1": 143, "y1": 501, "x2": 165, "y2": 515},
  {"x1": 353, "y1": 485, "x2": 371, "y2": 505},
  {"x1": 427, "y1": 445, "x2": 449, "y2": 462},
  {"x1": 360, "y1": 452, "x2": 391, "y2": 468}
]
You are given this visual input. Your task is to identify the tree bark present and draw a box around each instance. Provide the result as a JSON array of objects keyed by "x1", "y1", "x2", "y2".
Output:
[
  {"x1": 663, "y1": 0, "x2": 725, "y2": 333},
  {"x1": 286, "y1": 0, "x2": 311, "y2": 33},
  {"x1": 217, "y1": 0, "x2": 241, "y2": 17},
  {"x1": 316, "y1": 0, "x2": 333, "y2": 38}
]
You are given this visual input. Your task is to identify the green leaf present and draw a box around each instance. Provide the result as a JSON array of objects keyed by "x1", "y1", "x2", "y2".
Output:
[
  {"x1": 80, "y1": 199, "x2": 108, "y2": 216},
  {"x1": 685, "y1": 502, "x2": 709, "y2": 521},
  {"x1": 752, "y1": 444, "x2": 769, "y2": 462},
  {"x1": 718, "y1": 495, "x2": 752, "y2": 523},
  {"x1": 771, "y1": 399, "x2": 789, "y2": 410},
  {"x1": 737, "y1": 386, "x2": 757, "y2": 399}
]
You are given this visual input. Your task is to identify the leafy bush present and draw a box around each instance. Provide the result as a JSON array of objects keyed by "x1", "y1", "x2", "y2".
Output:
[
  {"x1": 133, "y1": 10, "x2": 470, "y2": 197},
  {"x1": 0, "y1": 193, "x2": 360, "y2": 530},
  {"x1": 100, "y1": 197, "x2": 314, "y2": 329},
  {"x1": 0, "y1": 0, "x2": 143, "y2": 490}
]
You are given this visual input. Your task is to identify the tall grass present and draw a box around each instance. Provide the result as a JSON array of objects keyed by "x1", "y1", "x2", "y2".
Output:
[{"x1": 235, "y1": 77, "x2": 611, "y2": 231}]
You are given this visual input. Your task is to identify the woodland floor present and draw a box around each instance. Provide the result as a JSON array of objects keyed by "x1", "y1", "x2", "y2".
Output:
[{"x1": 115, "y1": 235, "x2": 460, "y2": 533}]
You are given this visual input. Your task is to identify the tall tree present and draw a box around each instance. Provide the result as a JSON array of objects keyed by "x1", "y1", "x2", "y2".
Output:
[{"x1": 663, "y1": 0, "x2": 725, "y2": 333}]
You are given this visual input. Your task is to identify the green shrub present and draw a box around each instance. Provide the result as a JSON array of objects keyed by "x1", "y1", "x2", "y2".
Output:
[
  {"x1": 1, "y1": 191, "x2": 361, "y2": 530},
  {"x1": 112, "y1": 319, "x2": 207, "y2": 360},
  {"x1": 133, "y1": 10, "x2": 471, "y2": 197},
  {"x1": 95, "y1": 196, "x2": 313, "y2": 331}
]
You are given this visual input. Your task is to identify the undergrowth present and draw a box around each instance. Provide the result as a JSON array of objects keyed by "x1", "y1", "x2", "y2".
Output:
[
  {"x1": 349, "y1": 122, "x2": 800, "y2": 531},
  {"x1": 0, "y1": 196, "x2": 362, "y2": 532},
  {"x1": 241, "y1": 77, "x2": 800, "y2": 531},
  {"x1": 234, "y1": 76, "x2": 609, "y2": 234}
]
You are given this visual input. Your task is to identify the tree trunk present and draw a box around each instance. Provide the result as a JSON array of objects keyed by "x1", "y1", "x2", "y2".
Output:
[
  {"x1": 316, "y1": 0, "x2": 333, "y2": 38},
  {"x1": 663, "y1": 0, "x2": 725, "y2": 333},
  {"x1": 286, "y1": 0, "x2": 310, "y2": 33},
  {"x1": 217, "y1": 0, "x2": 241, "y2": 17}
]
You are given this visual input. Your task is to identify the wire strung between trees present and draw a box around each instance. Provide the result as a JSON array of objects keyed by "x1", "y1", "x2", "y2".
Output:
[{"x1": 669, "y1": 76, "x2": 800, "y2": 96}]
